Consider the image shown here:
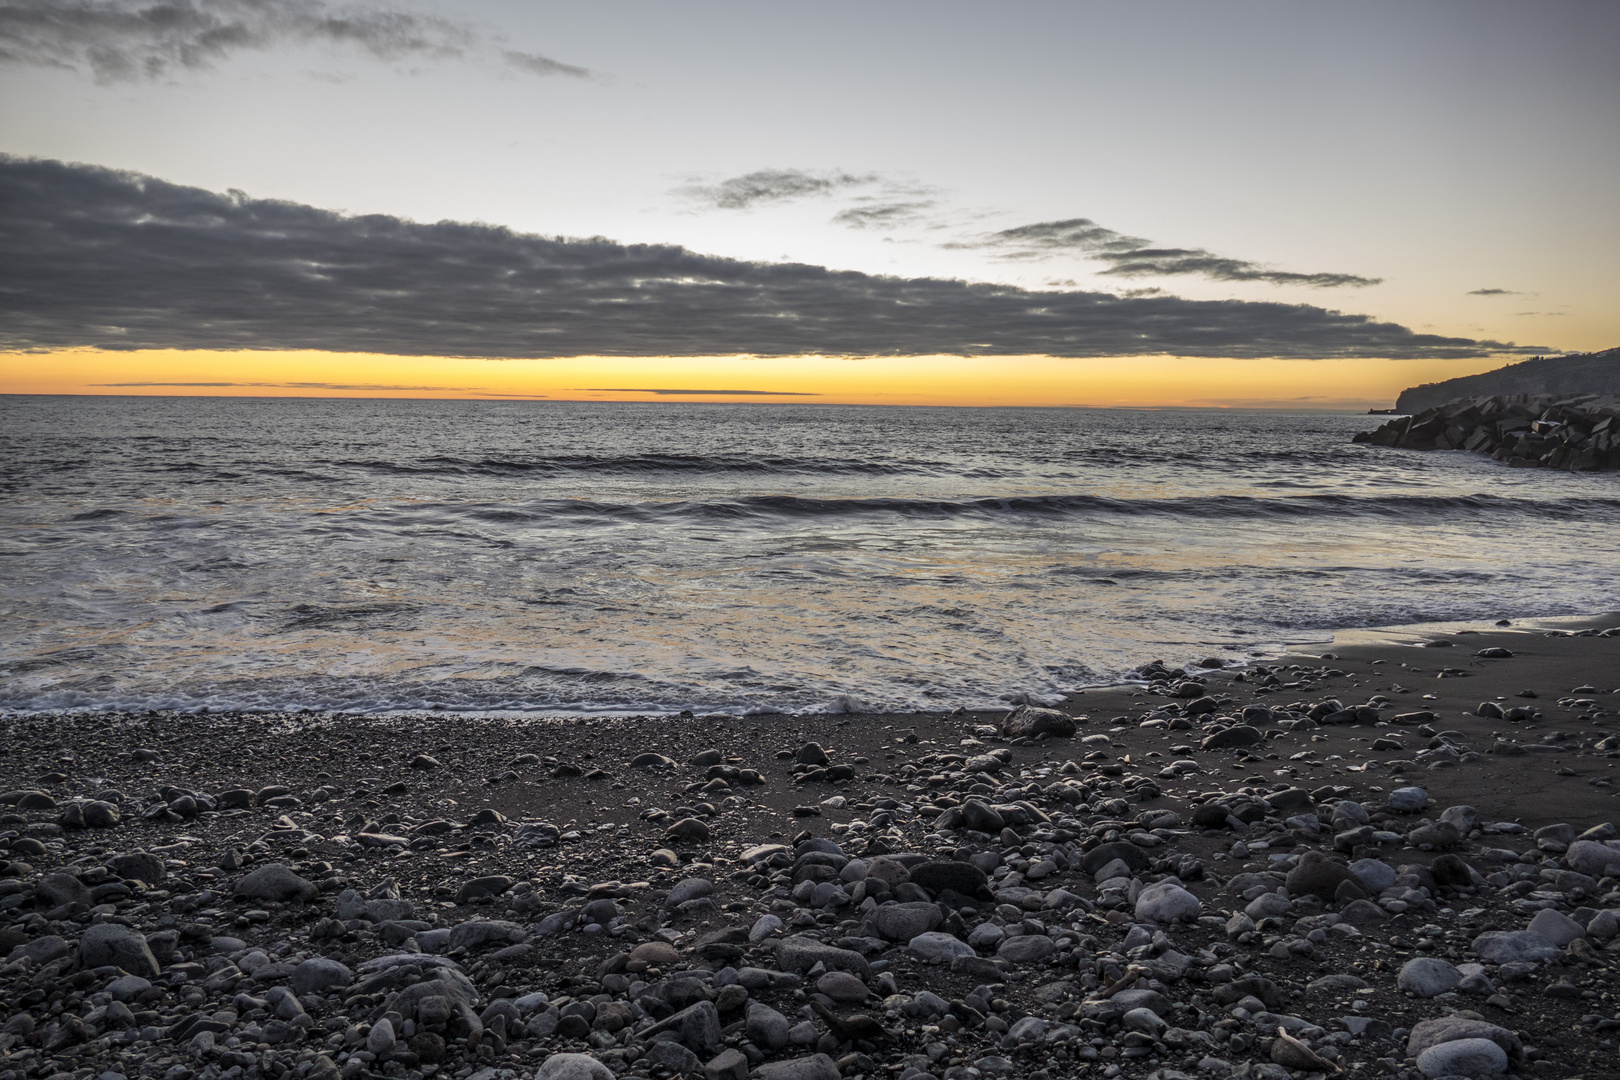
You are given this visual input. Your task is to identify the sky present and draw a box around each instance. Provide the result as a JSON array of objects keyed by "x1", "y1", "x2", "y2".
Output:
[{"x1": 1, "y1": 0, "x2": 1617, "y2": 407}]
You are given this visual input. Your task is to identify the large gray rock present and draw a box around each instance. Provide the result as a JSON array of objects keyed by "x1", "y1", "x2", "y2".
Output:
[
  {"x1": 745, "y1": 1003, "x2": 791, "y2": 1050},
  {"x1": 996, "y1": 934, "x2": 1056, "y2": 963},
  {"x1": 106, "y1": 851, "x2": 165, "y2": 885},
  {"x1": 1349, "y1": 858, "x2": 1395, "y2": 893},
  {"x1": 535, "y1": 1053, "x2": 614, "y2": 1080},
  {"x1": 908, "y1": 931, "x2": 974, "y2": 963},
  {"x1": 1565, "y1": 839, "x2": 1620, "y2": 877},
  {"x1": 234, "y1": 863, "x2": 317, "y2": 902},
  {"x1": 1388, "y1": 786, "x2": 1429, "y2": 812},
  {"x1": 1416, "y1": 1037, "x2": 1508, "y2": 1078},
  {"x1": 1406, "y1": 1017, "x2": 1522, "y2": 1060},
  {"x1": 665, "y1": 878, "x2": 715, "y2": 908},
  {"x1": 448, "y1": 920, "x2": 525, "y2": 952},
  {"x1": 291, "y1": 957, "x2": 354, "y2": 995},
  {"x1": 1001, "y1": 705, "x2": 1076, "y2": 738},
  {"x1": 1527, "y1": 908, "x2": 1584, "y2": 946},
  {"x1": 642, "y1": 1040, "x2": 700, "y2": 1074},
  {"x1": 753, "y1": 1055, "x2": 841, "y2": 1080},
  {"x1": 870, "y1": 902, "x2": 942, "y2": 942},
  {"x1": 907, "y1": 860, "x2": 990, "y2": 899},
  {"x1": 1397, "y1": 957, "x2": 1461, "y2": 997},
  {"x1": 1471, "y1": 930, "x2": 1558, "y2": 964},
  {"x1": 79, "y1": 924, "x2": 160, "y2": 978},
  {"x1": 776, "y1": 935, "x2": 870, "y2": 976},
  {"x1": 1200, "y1": 725, "x2": 1263, "y2": 751},
  {"x1": 1134, "y1": 881, "x2": 1200, "y2": 922},
  {"x1": 36, "y1": 873, "x2": 91, "y2": 909},
  {"x1": 644, "y1": 1000, "x2": 721, "y2": 1055}
]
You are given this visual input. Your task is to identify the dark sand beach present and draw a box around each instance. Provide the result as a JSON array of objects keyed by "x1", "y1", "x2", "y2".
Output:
[{"x1": 3, "y1": 618, "x2": 1619, "y2": 1080}]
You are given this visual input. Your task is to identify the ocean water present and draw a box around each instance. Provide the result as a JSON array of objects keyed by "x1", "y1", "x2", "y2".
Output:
[{"x1": 2, "y1": 395, "x2": 1617, "y2": 716}]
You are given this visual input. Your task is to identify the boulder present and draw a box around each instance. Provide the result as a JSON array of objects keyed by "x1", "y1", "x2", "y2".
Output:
[
  {"x1": 1134, "y1": 881, "x2": 1200, "y2": 922},
  {"x1": 79, "y1": 924, "x2": 160, "y2": 978},
  {"x1": 1398, "y1": 957, "x2": 1461, "y2": 998},
  {"x1": 1285, "y1": 851, "x2": 1355, "y2": 901},
  {"x1": 1471, "y1": 930, "x2": 1558, "y2": 964},
  {"x1": 1001, "y1": 705, "x2": 1077, "y2": 738},
  {"x1": 907, "y1": 860, "x2": 990, "y2": 899},
  {"x1": 535, "y1": 1053, "x2": 614, "y2": 1080},
  {"x1": 870, "y1": 902, "x2": 942, "y2": 942},
  {"x1": 1416, "y1": 1038, "x2": 1508, "y2": 1078},
  {"x1": 234, "y1": 863, "x2": 317, "y2": 903}
]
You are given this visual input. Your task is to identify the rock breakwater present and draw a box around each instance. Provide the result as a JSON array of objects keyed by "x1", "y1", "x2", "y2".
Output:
[{"x1": 1353, "y1": 394, "x2": 1620, "y2": 471}]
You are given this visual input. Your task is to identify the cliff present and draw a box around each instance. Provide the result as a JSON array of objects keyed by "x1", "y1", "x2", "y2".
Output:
[{"x1": 1394, "y1": 347, "x2": 1620, "y2": 414}]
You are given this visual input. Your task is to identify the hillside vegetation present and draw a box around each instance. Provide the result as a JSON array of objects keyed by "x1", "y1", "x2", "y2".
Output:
[{"x1": 1395, "y1": 347, "x2": 1620, "y2": 413}]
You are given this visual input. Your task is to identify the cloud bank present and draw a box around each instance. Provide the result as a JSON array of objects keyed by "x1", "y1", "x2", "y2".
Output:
[
  {"x1": 581, "y1": 388, "x2": 819, "y2": 396},
  {"x1": 958, "y1": 218, "x2": 1381, "y2": 289},
  {"x1": 0, "y1": 0, "x2": 590, "y2": 82},
  {"x1": 0, "y1": 156, "x2": 1532, "y2": 361}
]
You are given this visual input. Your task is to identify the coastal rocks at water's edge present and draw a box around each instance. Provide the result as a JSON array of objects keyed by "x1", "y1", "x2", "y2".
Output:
[
  {"x1": 1353, "y1": 393, "x2": 1620, "y2": 471},
  {"x1": 2, "y1": 633, "x2": 1619, "y2": 1080}
]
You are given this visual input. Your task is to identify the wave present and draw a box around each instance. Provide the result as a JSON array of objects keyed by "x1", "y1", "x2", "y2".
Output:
[
  {"x1": 346, "y1": 452, "x2": 941, "y2": 478},
  {"x1": 422, "y1": 491, "x2": 1620, "y2": 526}
]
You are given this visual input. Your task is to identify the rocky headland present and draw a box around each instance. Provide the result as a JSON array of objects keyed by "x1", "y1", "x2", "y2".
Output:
[
  {"x1": 1393, "y1": 348, "x2": 1620, "y2": 415},
  {"x1": 1353, "y1": 395, "x2": 1620, "y2": 471},
  {"x1": 3, "y1": 622, "x2": 1620, "y2": 1080}
]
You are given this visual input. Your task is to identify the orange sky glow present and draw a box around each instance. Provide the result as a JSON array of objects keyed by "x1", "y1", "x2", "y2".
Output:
[{"x1": 2, "y1": 347, "x2": 1520, "y2": 409}]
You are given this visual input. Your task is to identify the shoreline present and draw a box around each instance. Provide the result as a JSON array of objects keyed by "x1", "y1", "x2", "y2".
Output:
[
  {"x1": 2, "y1": 616, "x2": 1619, "y2": 1080},
  {"x1": 6, "y1": 612, "x2": 1617, "y2": 723}
]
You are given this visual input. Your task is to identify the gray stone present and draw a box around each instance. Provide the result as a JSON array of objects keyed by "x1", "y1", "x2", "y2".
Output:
[
  {"x1": 907, "y1": 860, "x2": 990, "y2": 898},
  {"x1": 776, "y1": 935, "x2": 870, "y2": 976},
  {"x1": 815, "y1": 970, "x2": 868, "y2": 1001},
  {"x1": 1471, "y1": 930, "x2": 1558, "y2": 964},
  {"x1": 1527, "y1": 908, "x2": 1584, "y2": 945},
  {"x1": 745, "y1": 1002, "x2": 791, "y2": 1050},
  {"x1": 1388, "y1": 786, "x2": 1429, "y2": 812},
  {"x1": 645, "y1": 1000, "x2": 722, "y2": 1055},
  {"x1": 666, "y1": 878, "x2": 715, "y2": 907},
  {"x1": 79, "y1": 924, "x2": 160, "y2": 978},
  {"x1": 908, "y1": 931, "x2": 974, "y2": 963},
  {"x1": 1564, "y1": 840, "x2": 1620, "y2": 877},
  {"x1": 7, "y1": 934, "x2": 69, "y2": 965},
  {"x1": 1002, "y1": 705, "x2": 1077, "y2": 738},
  {"x1": 871, "y1": 902, "x2": 943, "y2": 942},
  {"x1": 1200, "y1": 725, "x2": 1263, "y2": 751},
  {"x1": 1398, "y1": 957, "x2": 1461, "y2": 997},
  {"x1": 704, "y1": 1049, "x2": 749, "y2": 1080},
  {"x1": 105, "y1": 975, "x2": 152, "y2": 1001},
  {"x1": 234, "y1": 863, "x2": 317, "y2": 902},
  {"x1": 996, "y1": 934, "x2": 1056, "y2": 963},
  {"x1": 366, "y1": 1017, "x2": 396, "y2": 1056},
  {"x1": 105, "y1": 851, "x2": 165, "y2": 885},
  {"x1": 448, "y1": 920, "x2": 525, "y2": 952},
  {"x1": 37, "y1": 872, "x2": 91, "y2": 909},
  {"x1": 1406, "y1": 1017, "x2": 1522, "y2": 1060},
  {"x1": 1134, "y1": 881, "x2": 1200, "y2": 922},
  {"x1": 1440, "y1": 805, "x2": 1479, "y2": 834},
  {"x1": 535, "y1": 1053, "x2": 614, "y2": 1080},
  {"x1": 753, "y1": 1055, "x2": 841, "y2": 1080},
  {"x1": 1416, "y1": 1037, "x2": 1508, "y2": 1078},
  {"x1": 291, "y1": 957, "x2": 353, "y2": 995},
  {"x1": 642, "y1": 1040, "x2": 700, "y2": 1074},
  {"x1": 1348, "y1": 858, "x2": 1395, "y2": 893},
  {"x1": 455, "y1": 876, "x2": 514, "y2": 904}
]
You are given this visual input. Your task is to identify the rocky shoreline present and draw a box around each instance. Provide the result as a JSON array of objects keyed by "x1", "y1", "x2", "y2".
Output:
[
  {"x1": 1352, "y1": 394, "x2": 1620, "y2": 471},
  {"x1": 4, "y1": 621, "x2": 1620, "y2": 1080}
]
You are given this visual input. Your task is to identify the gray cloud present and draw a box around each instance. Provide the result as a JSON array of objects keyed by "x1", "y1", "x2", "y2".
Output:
[
  {"x1": 680, "y1": 169, "x2": 877, "y2": 210},
  {"x1": 581, "y1": 388, "x2": 819, "y2": 396},
  {"x1": 0, "y1": 0, "x2": 590, "y2": 82},
  {"x1": 1468, "y1": 287, "x2": 1521, "y2": 296},
  {"x1": 832, "y1": 201, "x2": 935, "y2": 230},
  {"x1": 0, "y1": 155, "x2": 1537, "y2": 361},
  {"x1": 955, "y1": 217, "x2": 1381, "y2": 289}
]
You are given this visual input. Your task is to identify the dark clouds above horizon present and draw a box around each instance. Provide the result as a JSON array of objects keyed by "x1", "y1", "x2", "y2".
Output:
[
  {"x1": 0, "y1": 156, "x2": 1534, "y2": 361},
  {"x1": 959, "y1": 218, "x2": 1382, "y2": 289},
  {"x1": 0, "y1": 0, "x2": 590, "y2": 82}
]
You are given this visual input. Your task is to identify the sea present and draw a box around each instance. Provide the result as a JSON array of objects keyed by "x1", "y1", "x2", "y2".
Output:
[{"x1": 2, "y1": 395, "x2": 1617, "y2": 717}]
